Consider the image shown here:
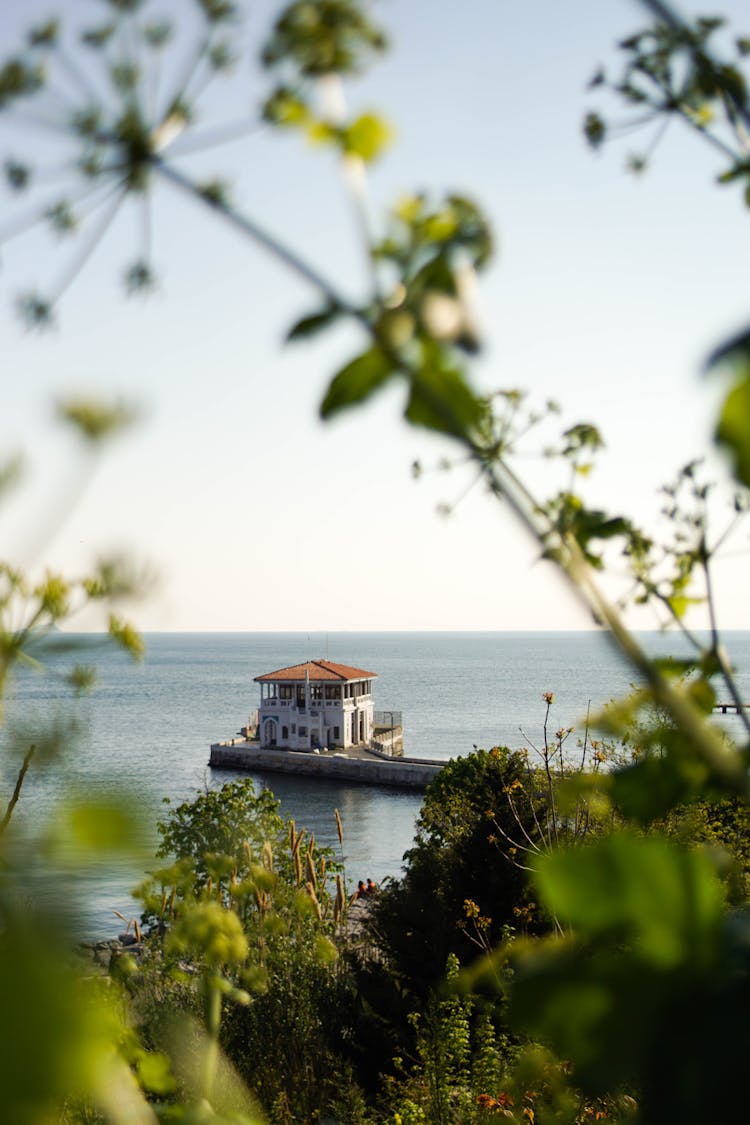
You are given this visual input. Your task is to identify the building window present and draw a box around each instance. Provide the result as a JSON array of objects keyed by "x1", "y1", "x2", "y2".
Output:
[
  {"x1": 282, "y1": 726, "x2": 288, "y2": 740},
  {"x1": 299, "y1": 726, "x2": 307, "y2": 736},
  {"x1": 291, "y1": 724, "x2": 296, "y2": 733},
  {"x1": 333, "y1": 726, "x2": 340, "y2": 739},
  {"x1": 311, "y1": 685, "x2": 322, "y2": 700},
  {"x1": 325, "y1": 685, "x2": 340, "y2": 700},
  {"x1": 280, "y1": 685, "x2": 292, "y2": 700}
]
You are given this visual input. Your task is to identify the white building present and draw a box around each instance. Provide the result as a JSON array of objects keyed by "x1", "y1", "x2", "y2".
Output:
[{"x1": 254, "y1": 660, "x2": 377, "y2": 752}]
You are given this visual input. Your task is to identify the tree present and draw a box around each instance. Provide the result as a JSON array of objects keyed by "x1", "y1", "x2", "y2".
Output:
[
  {"x1": 371, "y1": 749, "x2": 537, "y2": 997},
  {"x1": 133, "y1": 779, "x2": 366, "y2": 1124}
]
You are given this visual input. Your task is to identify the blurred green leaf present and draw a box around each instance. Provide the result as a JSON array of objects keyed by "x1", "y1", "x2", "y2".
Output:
[
  {"x1": 135, "y1": 1050, "x2": 176, "y2": 1096},
  {"x1": 66, "y1": 798, "x2": 140, "y2": 853},
  {"x1": 286, "y1": 302, "x2": 343, "y2": 341},
  {"x1": 320, "y1": 346, "x2": 393, "y2": 418},
  {"x1": 687, "y1": 677, "x2": 716, "y2": 713},
  {"x1": 509, "y1": 837, "x2": 750, "y2": 1122},
  {"x1": 716, "y1": 373, "x2": 750, "y2": 487},
  {"x1": 0, "y1": 920, "x2": 126, "y2": 1119},
  {"x1": 532, "y1": 835, "x2": 725, "y2": 959},
  {"x1": 611, "y1": 753, "x2": 711, "y2": 822},
  {"x1": 405, "y1": 359, "x2": 482, "y2": 438}
]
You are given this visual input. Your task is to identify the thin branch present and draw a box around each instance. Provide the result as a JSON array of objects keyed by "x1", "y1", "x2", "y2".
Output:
[
  {"x1": 167, "y1": 115, "x2": 265, "y2": 157},
  {"x1": 57, "y1": 45, "x2": 104, "y2": 106},
  {"x1": 2, "y1": 107, "x2": 80, "y2": 137},
  {"x1": 479, "y1": 452, "x2": 748, "y2": 795},
  {"x1": 159, "y1": 33, "x2": 209, "y2": 120},
  {"x1": 154, "y1": 157, "x2": 358, "y2": 311},
  {"x1": 47, "y1": 182, "x2": 128, "y2": 305},
  {"x1": 0, "y1": 745, "x2": 36, "y2": 834},
  {"x1": 636, "y1": 0, "x2": 750, "y2": 133},
  {"x1": 580, "y1": 701, "x2": 591, "y2": 771},
  {"x1": 0, "y1": 177, "x2": 113, "y2": 247}
]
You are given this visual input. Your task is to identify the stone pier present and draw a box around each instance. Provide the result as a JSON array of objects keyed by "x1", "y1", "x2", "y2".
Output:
[{"x1": 208, "y1": 740, "x2": 442, "y2": 791}]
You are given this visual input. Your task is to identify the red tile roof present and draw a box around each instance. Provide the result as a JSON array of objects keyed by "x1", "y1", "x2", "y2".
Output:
[{"x1": 254, "y1": 659, "x2": 377, "y2": 683}]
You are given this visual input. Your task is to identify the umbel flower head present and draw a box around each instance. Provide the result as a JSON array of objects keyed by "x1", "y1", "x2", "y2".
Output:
[
  {"x1": 0, "y1": 0, "x2": 246, "y2": 326},
  {"x1": 0, "y1": 0, "x2": 390, "y2": 329}
]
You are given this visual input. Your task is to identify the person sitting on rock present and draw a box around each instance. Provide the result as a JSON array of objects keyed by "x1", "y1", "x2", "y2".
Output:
[{"x1": 366, "y1": 878, "x2": 377, "y2": 894}]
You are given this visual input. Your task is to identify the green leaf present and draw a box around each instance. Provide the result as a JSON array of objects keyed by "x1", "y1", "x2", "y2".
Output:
[
  {"x1": 704, "y1": 323, "x2": 750, "y2": 370},
  {"x1": 718, "y1": 64, "x2": 747, "y2": 106},
  {"x1": 405, "y1": 361, "x2": 483, "y2": 438},
  {"x1": 508, "y1": 835, "x2": 748, "y2": 1118},
  {"x1": 135, "y1": 1051, "x2": 175, "y2": 1096},
  {"x1": 611, "y1": 753, "x2": 711, "y2": 822},
  {"x1": 286, "y1": 303, "x2": 343, "y2": 341},
  {"x1": 320, "y1": 347, "x2": 394, "y2": 418},
  {"x1": 716, "y1": 373, "x2": 750, "y2": 487},
  {"x1": 652, "y1": 656, "x2": 697, "y2": 677},
  {"x1": 687, "y1": 677, "x2": 716, "y2": 713},
  {"x1": 533, "y1": 835, "x2": 725, "y2": 960},
  {"x1": 65, "y1": 798, "x2": 139, "y2": 853},
  {"x1": 666, "y1": 593, "x2": 703, "y2": 619}
]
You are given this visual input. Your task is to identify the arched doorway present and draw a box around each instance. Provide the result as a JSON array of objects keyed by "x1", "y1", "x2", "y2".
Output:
[{"x1": 263, "y1": 718, "x2": 278, "y2": 747}]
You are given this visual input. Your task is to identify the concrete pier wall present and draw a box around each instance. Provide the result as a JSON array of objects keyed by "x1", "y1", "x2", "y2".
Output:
[{"x1": 209, "y1": 741, "x2": 442, "y2": 791}]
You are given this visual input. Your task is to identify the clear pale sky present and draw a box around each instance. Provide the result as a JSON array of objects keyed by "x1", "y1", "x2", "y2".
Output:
[{"x1": 2, "y1": 0, "x2": 749, "y2": 632}]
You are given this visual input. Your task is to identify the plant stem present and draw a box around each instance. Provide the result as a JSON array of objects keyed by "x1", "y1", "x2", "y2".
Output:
[
  {"x1": 0, "y1": 744, "x2": 36, "y2": 834},
  {"x1": 154, "y1": 158, "x2": 357, "y2": 313},
  {"x1": 480, "y1": 453, "x2": 748, "y2": 796},
  {"x1": 201, "y1": 975, "x2": 222, "y2": 1105}
]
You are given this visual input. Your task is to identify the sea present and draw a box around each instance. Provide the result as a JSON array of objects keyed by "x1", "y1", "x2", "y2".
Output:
[{"x1": 2, "y1": 630, "x2": 749, "y2": 938}]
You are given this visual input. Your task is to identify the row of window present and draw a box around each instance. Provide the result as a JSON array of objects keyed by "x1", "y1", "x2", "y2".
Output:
[
  {"x1": 281, "y1": 724, "x2": 340, "y2": 739},
  {"x1": 275, "y1": 681, "x2": 372, "y2": 702}
]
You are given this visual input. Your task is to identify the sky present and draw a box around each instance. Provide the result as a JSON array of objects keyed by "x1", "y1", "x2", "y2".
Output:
[{"x1": 1, "y1": 0, "x2": 750, "y2": 633}]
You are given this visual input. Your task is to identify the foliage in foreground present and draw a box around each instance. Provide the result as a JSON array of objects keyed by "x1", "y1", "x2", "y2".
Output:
[
  {"x1": 130, "y1": 779, "x2": 365, "y2": 1124},
  {"x1": 2, "y1": 0, "x2": 750, "y2": 1121}
]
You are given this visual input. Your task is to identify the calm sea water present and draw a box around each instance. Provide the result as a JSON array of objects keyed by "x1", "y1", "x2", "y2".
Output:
[{"x1": 3, "y1": 630, "x2": 749, "y2": 937}]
